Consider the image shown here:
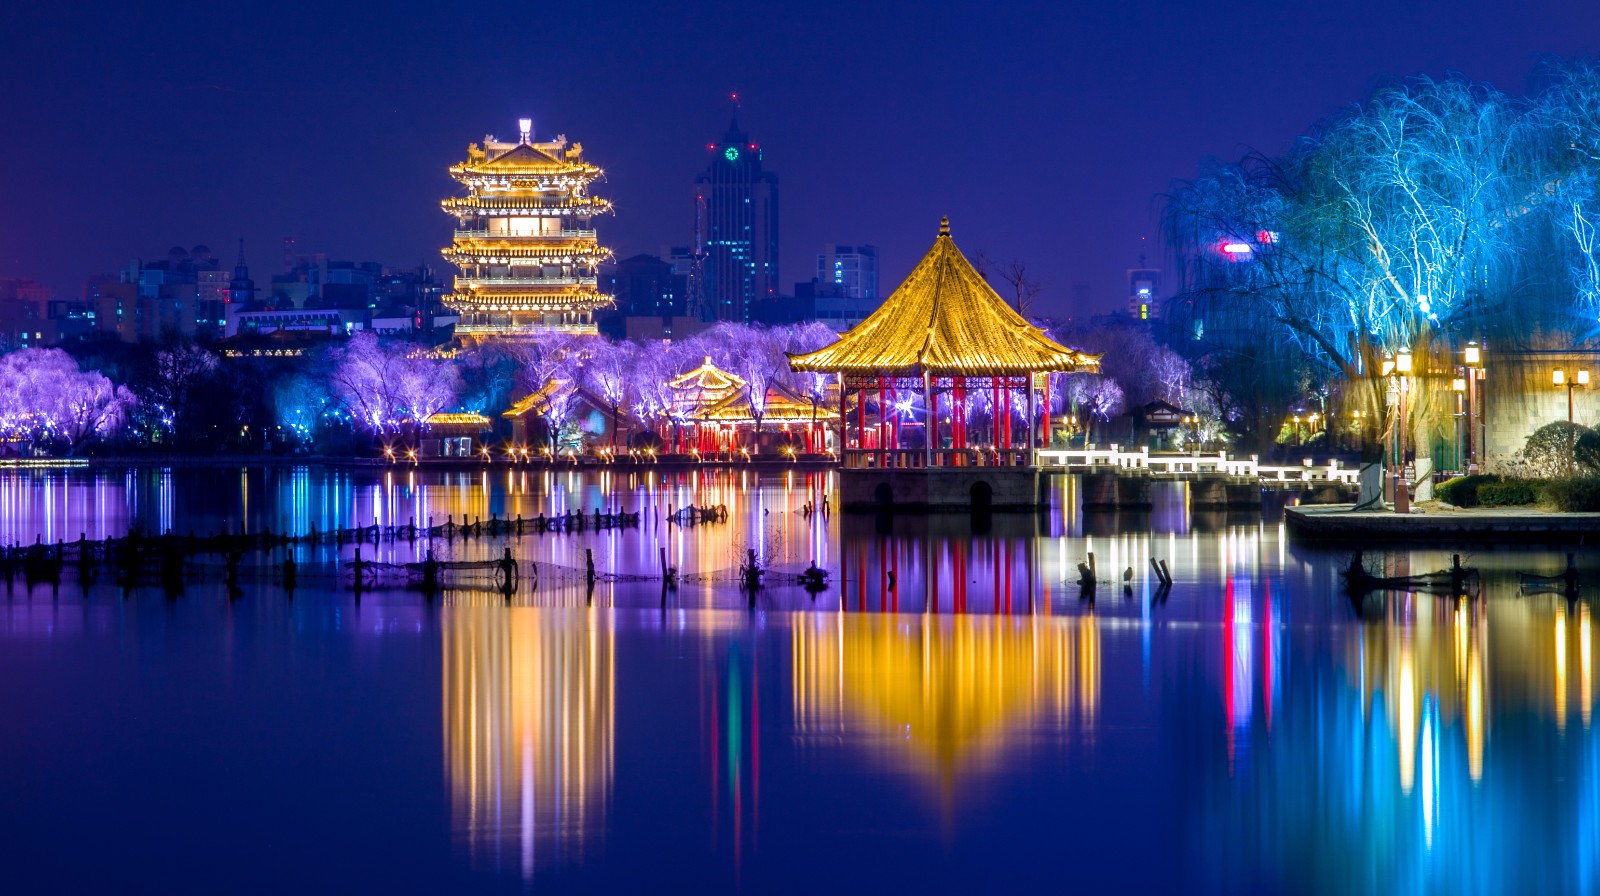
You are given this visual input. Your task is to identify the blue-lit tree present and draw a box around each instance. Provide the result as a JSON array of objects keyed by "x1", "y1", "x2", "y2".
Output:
[
  {"x1": 581, "y1": 338, "x2": 637, "y2": 448},
  {"x1": 1531, "y1": 58, "x2": 1600, "y2": 339},
  {"x1": 1166, "y1": 76, "x2": 1537, "y2": 454}
]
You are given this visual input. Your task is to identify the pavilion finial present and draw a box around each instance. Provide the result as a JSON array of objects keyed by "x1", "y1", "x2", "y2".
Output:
[{"x1": 939, "y1": 216, "x2": 950, "y2": 237}]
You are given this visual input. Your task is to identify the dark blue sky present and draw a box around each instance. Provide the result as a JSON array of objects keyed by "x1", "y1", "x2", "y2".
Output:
[{"x1": 4, "y1": 0, "x2": 1599, "y2": 318}]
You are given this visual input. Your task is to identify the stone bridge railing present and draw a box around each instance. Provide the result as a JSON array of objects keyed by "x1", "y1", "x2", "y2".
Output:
[{"x1": 1036, "y1": 445, "x2": 1360, "y2": 485}]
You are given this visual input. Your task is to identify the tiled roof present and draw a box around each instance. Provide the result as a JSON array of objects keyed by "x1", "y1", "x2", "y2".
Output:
[
  {"x1": 466, "y1": 142, "x2": 571, "y2": 173},
  {"x1": 788, "y1": 218, "x2": 1099, "y2": 377},
  {"x1": 668, "y1": 356, "x2": 746, "y2": 392}
]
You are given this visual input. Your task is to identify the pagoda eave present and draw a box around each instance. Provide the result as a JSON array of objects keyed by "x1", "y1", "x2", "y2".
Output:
[{"x1": 787, "y1": 360, "x2": 1092, "y2": 378}]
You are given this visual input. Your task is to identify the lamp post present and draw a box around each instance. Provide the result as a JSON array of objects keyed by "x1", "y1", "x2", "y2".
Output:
[
  {"x1": 1464, "y1": 342, "x2": 1484, "y2": 471},
  {"x1": 1554, "y1": 368, "x2": 1591, "y2": 424},
  {"x1": 1452, "y1": 376, "x2": 1467, "y2": 473},
  {"x1": 1393, "y1": 349, "x2": 1413, "y2": 514}
]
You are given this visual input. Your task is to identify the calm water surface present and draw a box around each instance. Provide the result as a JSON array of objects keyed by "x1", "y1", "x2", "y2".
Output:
[{"x1": 0, "y1": 465, "x2": 1596, "y2": 894}]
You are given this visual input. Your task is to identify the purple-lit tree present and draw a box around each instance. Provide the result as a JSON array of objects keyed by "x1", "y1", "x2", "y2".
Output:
[
  {"x1": 329, "y1": 333, "x2": 397, "y2": 430},
  {"x1": 0, "y1": 348, "x2": 135, "y2": 453},
  {"x1": 782, "y1": 321, "x2": 839, "y2": 451},
  {"x1": 631, "y1": 339, "x2": 689, "y2": 449},
  {"x1": 1061, "y1": 373, "x2": 1124, "y2": 445},
  {"x1": 392, "y1": 348, "x2": 462, "y2": 426},
  {"x1": 729, "y1": 324, "x2": 788, "y2": 436},
  {"x1": 581, "y1": 338, "x2": 638, "y2": 448},
  {"x1": 329, "y1": 333, "x2": 461, "y2": 434}
]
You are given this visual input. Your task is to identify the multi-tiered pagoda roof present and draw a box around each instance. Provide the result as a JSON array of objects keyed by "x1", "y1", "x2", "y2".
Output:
[
  {"x1": 441, "y1": 120, "x2": 614, "y2": 337},
  {"x1": 789, "y1": 218, "x2": 1098, "y2": 377}
]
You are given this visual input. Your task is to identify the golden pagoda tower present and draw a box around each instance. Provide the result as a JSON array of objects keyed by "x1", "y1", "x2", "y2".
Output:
[{"x1": 442, "y1": 118, "x2": 614, "y2": 337}]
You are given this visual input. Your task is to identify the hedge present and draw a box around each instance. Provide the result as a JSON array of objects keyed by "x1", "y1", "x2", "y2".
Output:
[
  {"x1": 1436, "y1": 474, "x2": 1501, "y2": 507},
  {"x1": 1477, "y1": 480, "x2": 1540, "y2": 506},
  {"x1": 1541, "y1": 477, "x2": 1600, "y2": 512}
]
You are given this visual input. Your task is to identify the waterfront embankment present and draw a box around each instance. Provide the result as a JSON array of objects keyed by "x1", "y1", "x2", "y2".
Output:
[{"x1": 1286, "y1": 503, "x2": 1600, "y2": 542}]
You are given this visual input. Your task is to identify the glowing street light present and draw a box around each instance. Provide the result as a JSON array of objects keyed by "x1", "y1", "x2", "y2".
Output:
[
  {"x1": 1390, "y1": 348, "x2": 1414, "y2": 514},
  {"x1": 1554, "y1": 368, "x2": 1591, "y2": 424}
]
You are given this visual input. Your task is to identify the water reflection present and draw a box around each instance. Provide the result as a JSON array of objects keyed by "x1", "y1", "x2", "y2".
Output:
[
  {"x1": 793, "y1": 613, "x2": 1100, "y2": 791},
  {"x1": 5, "y1": 468, "x2": 1600, "y2": 891},
  {"x1": 1191, "y1": 588, "x2": 1600, "y2": 894},
  {"x1": 441, "y1": 604, "x2": 614, "y2": 878}
]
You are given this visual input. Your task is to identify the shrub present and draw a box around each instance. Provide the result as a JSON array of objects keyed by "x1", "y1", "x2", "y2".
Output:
[
  {"x1": 1577, "y1": 429, "x2": 1600, "y2": 474},
  {"x1": 1520, "y1": 422, "x2": 1593, "y2": 477},
  {"x1": 1541, "y1": 477, "x2": 1600, "y2": 512},
  {"x1": 1436, "y1": 473, "x2": 1500, "y2": 507},
  {"x1": 1478, "y1": 480, "x2": 1539, "y2": 506}
]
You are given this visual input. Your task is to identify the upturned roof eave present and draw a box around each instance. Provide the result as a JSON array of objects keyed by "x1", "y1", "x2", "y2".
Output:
[{"x1": 787, "y1": 355, "x2": 1089, "y2": 377}]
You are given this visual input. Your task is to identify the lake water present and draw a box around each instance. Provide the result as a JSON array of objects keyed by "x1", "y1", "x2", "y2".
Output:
[{"x1": 0, "y1": 465, "x2": 1595, "y2": 894}]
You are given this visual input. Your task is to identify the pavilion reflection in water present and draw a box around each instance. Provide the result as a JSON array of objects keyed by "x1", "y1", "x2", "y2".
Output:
[
  {"x1": 790, "y1": 505, "x2": 1100, "y2": 812},
  {"x1": 791, "y1": 611, "x2": 1101, "y2": 800},
  {"x1": 441, "y1": 603, "x2": 614, "y2": 877}
]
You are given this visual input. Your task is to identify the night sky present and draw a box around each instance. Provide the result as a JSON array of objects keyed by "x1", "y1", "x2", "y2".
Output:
[{"x1": 5, "y1": 0, "x2": 1600, "y2": 319}]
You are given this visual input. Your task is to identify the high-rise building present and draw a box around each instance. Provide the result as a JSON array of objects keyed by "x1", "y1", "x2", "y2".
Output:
[
  {"x1": 816, "y1": 244, "x2": 878, "y2": 300},
  {"x1": 694, "y1": 117, "x2": 778, "y2": 323},
  {"x1": 441, "y1": 118, "x2": 614, "y2": 337},
  {"x1": 0, "y1": 278, "x2": 55, "y2": 347},
  {"x1": 1128, "y1": 268, "x2": 1160, "y2": 321},
  {"x1": 609, "y1": 254, "x2": 686, "y2": 318}
]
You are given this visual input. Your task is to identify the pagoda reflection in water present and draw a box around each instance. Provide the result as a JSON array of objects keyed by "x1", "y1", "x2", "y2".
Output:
[
  {"x1": 816, "y1": 519, "x2": 1086, "y2": 823},
  {"x1": 791, "y1": 612, "x2": 1101, "y2": 800},
  {"x1": 441, "y1": 604, "x2": 614, "y2": 878}
]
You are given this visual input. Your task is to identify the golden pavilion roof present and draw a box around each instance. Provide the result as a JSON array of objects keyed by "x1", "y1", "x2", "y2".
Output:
[
  {"x1": 503, "y1": 380, "x2": 565, "y2": 419},
  {"x1": 453, "y1": 142, "x2": 597, "y2": 177},
  {"x1": 698, "y1": 381, "x2": 817, "y2": 424},
  {"x1": 668, "y1": 356, "x2": 746, "y2": 393},
  {"x1": 788, "y1": 218, "x2": 1099, "y2": 377},
  {"x1": 424, "y1": 412, "x2": 492, "y2": 427}
]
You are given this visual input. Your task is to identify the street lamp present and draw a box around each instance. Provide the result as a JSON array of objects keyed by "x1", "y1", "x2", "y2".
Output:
[
  {"x1": 1462, "y1": 342, "x2": 1485, "y2": 471},
  {"x1": 1393, "y1": 349, "x2": 1413, "y2": 514},
  {"x1": 1554, "y1": 368, "x2": 1591, "y2": 424}
]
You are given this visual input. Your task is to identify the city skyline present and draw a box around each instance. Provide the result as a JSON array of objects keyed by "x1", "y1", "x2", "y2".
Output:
[{"x1": 6, "y1": 1, "x2": 1600, "y2": 319}]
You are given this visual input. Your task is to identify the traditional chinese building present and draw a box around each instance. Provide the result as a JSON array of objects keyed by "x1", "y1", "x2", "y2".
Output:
[
  {"x1": 662, "y1": 356, "x2": 832, "y2": 455},
  {"x1": 789, "y1": 218, "x2": 1097, "y2": 510},
  {"x1": 442, "y1": 119, "x2": 614, "y2": 338},
  {"x1": 419, "y1": 412, "x2": 492, "y2": 458}
]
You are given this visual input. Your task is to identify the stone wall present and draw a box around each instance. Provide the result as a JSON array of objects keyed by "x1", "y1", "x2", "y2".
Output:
[
  {"x1": 838, "y1": 468, "x2": 1043, "y2": 512},
  {"x1": 1484, "y1": 350, "x2": 1600, "y2": 468}
]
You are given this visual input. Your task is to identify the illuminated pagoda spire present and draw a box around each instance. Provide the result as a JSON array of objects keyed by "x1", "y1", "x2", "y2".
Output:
[{"x1": 441, "y1": 118, "x2": 614, "y2": 337}]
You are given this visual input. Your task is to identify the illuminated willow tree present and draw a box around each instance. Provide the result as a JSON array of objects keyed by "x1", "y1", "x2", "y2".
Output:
[
  {"x1": 1165, "y1": 76, "x2": 1539, "y2": 453},
  {"x1": 1532, "y1": 58, "x2": 1600, "y2": 337}
]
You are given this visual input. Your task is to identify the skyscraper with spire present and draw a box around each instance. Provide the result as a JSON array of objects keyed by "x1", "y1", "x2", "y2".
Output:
[{"x1": 693, "y1": 115, "x2": 778, "y2": 323}]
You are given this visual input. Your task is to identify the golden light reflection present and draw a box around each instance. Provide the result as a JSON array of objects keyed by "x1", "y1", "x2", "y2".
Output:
[
  {"x1": 792, "y1": 613, "x2": 1099, "y2": 795},
  {"x1": 1352, "y1": 586, "x2": 1600, "y2": 791},
  {"x1": 1557, "y1": 606, "x2": 1568, "y2": 733},
  {"x1": 1399, "y1": 651, "x2": 1416, "y2": 794},
  {"x1": 442, "y1": 605, "x2": 614, "y2": 877},
  {"x1": 1582, "y1": 605, "x2": 1592, "y2": 729}
]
